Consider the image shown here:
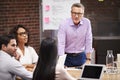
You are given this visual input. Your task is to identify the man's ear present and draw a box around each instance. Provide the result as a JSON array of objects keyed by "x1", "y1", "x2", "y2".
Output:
[{"x1": 1, "y1": 44, "x2": 7, "y2": 50}]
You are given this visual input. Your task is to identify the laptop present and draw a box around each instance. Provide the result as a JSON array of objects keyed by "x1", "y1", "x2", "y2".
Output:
[{"x1": 80, "y1": 64, "x2": 105, "y2": 80}]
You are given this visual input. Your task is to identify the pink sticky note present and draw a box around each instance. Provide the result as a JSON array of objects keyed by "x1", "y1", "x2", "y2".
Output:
[
  {"x1": 45, "y1": 5, "x2": 50, "y2": 11},
  {"x1": 44, "y1": 17, "x2": 49, "y2": 23}
]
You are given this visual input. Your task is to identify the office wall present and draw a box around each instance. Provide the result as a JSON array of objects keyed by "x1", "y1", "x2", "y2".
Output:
[
  {"x1": 81, "y1": 0, "x2": 120, "y2": 36},
  {"x1": 81, "y1": 0, "x2": 120, "y2": 64},
  {"x1": 0, "y1": 0, "x2": 40, "y2": 53},
  {"x1": 0, "y1": 0, "x2": 119, "y2": 55}
]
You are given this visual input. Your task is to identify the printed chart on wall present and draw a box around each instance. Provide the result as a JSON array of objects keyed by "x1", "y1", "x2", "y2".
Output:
[{"x1": 42, "y1": 0, "x2": 80, "y2": 31}]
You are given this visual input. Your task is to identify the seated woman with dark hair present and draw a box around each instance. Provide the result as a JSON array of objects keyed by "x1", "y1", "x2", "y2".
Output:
[
  {"x1": 33, "y1": 38, "x2": 76, "y2": 80},
  {"x1": 9, "y1": 24, "x2": 38, "y2": 71}
]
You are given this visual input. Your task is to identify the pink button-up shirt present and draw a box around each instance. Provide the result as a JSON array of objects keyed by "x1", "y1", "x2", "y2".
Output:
[{"x1": 57, "y1": 17, "x2": 93, "y2": 56}]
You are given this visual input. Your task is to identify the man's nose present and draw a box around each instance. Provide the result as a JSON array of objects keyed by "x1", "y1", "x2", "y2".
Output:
[
  {"x1": 15, "y1": 46, "x2": 17, "y2": 50},
  {"x1": 75, "y1": 14, "x2": 79, "y2": 18}
]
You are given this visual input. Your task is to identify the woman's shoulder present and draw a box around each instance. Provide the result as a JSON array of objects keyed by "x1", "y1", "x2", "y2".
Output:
[
  {"x1": 25, "y1": 46, "x2": 37, "y2": 55},
  {"x1": 25, "y1": 46, "x2": 34, "y2": 50}
]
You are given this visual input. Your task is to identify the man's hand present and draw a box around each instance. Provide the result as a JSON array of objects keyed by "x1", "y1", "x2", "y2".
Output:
[
  {"x1": 85, "y1": 59, "x2": 91, "y2": 64},
  {"x1": 85, "y1": 52, "x2": 91, "y2": 64},
  {"x1": 14, "y1": 52, "x2": 21, "y2": 61}
]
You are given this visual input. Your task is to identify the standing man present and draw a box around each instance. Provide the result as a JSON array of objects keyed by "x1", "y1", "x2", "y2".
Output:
[
  {"x1": 0, "y1": 34, "x2": 32, "y2": 80},
  {"x1": 57, "y1": 3, "x2": 93, "y2": 67}
]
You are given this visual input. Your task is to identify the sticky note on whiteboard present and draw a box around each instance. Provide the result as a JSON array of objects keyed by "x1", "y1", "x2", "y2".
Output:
[
  {"x1": 44, "y1": 17, "x2": 49, "y2": 23},
  {"x1": 45, "y1": 5, "x2": 50, "y2": 11}
]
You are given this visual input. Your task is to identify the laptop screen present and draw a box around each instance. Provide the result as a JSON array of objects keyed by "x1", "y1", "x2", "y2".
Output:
[{"x1": 80, "y1": 64, "x2": 105, "y2": 80}]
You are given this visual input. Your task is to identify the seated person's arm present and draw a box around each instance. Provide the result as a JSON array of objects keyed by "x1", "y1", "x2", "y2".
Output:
[
  {"x1": 10, "y1": 60, "x2": 33, "y2": 80},
  {"x1": 55, "y1": 65, "x2": 76, "y2": 80},
  {"x1": 23, "y1": 63, "x2": 36, "y2": 72}
]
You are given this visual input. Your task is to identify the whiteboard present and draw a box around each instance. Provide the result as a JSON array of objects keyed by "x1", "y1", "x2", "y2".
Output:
[{"x1": 42, "y1": 0, "x2": 80, "y2": 31}]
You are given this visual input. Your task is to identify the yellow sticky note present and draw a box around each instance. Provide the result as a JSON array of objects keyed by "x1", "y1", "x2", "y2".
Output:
[{"x1": 98, "y1": 0, "x2": 104, "y2": 2}]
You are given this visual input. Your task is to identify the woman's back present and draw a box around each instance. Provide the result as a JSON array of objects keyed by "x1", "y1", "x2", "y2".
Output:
[
  {"x1": 33, "y1": 38, "x2": 57, "y2": 80},
  {"x1": 33, "y1": 38, "x2": 76, "y2": 80}
]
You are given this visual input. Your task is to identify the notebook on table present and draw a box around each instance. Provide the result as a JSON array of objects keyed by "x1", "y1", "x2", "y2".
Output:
[{"x1": 79, "y1": 64, "x2": 105, "y2": 80}]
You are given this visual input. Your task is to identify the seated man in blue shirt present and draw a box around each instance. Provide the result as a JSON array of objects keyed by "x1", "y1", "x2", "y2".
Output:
[{"x1": 0, "y1": 34, "x2": 32, "y2": 80}]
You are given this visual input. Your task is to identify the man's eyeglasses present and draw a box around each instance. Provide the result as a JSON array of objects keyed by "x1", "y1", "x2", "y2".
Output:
[
  {"x1": 17, "y1": 32, "x2": 28, "y2": 36},
  {"x1": 71, "y1": 11, "x2": 83, "y2": 16}
]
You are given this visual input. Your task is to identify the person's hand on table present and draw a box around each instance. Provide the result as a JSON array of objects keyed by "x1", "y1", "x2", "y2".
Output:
[
  {"x1": 23, "y1": 64, "x2": 36, "y2": 72},
  {"x1": 81, "y1": 59, "x2": 91, "y2": 68},
  {"x1": 85, "y1": 59, "x2": 91, "y2": 64},
  {"x1": 85, "y1": 52, "x2": 91, "y2": 64}
]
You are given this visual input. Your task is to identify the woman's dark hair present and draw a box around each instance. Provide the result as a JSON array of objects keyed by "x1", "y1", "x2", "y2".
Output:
[
  {"x1": 33, "y1": 37, "x2": 58, "y2": 80},
  {"x1": 9, "y1": 24, "x2": 30, "y2": 46}
]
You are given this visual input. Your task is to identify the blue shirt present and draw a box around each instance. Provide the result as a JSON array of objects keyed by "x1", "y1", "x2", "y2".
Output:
[{"x1": 0, "y1": 50, "x2": 32, "y2": 80}]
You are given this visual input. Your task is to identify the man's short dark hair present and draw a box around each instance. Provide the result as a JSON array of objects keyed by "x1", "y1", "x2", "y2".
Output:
[
  {"x1": 71, "y1": 3, "x2": 85, "y2": 10},
  {"x1": 0, "y1": 34, "x2": 15, "y2": 49}
]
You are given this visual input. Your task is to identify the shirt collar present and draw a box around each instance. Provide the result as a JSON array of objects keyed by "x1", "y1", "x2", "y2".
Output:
[{"x1": 70, "y1": 18, "x2": 84, "y2": 26}]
